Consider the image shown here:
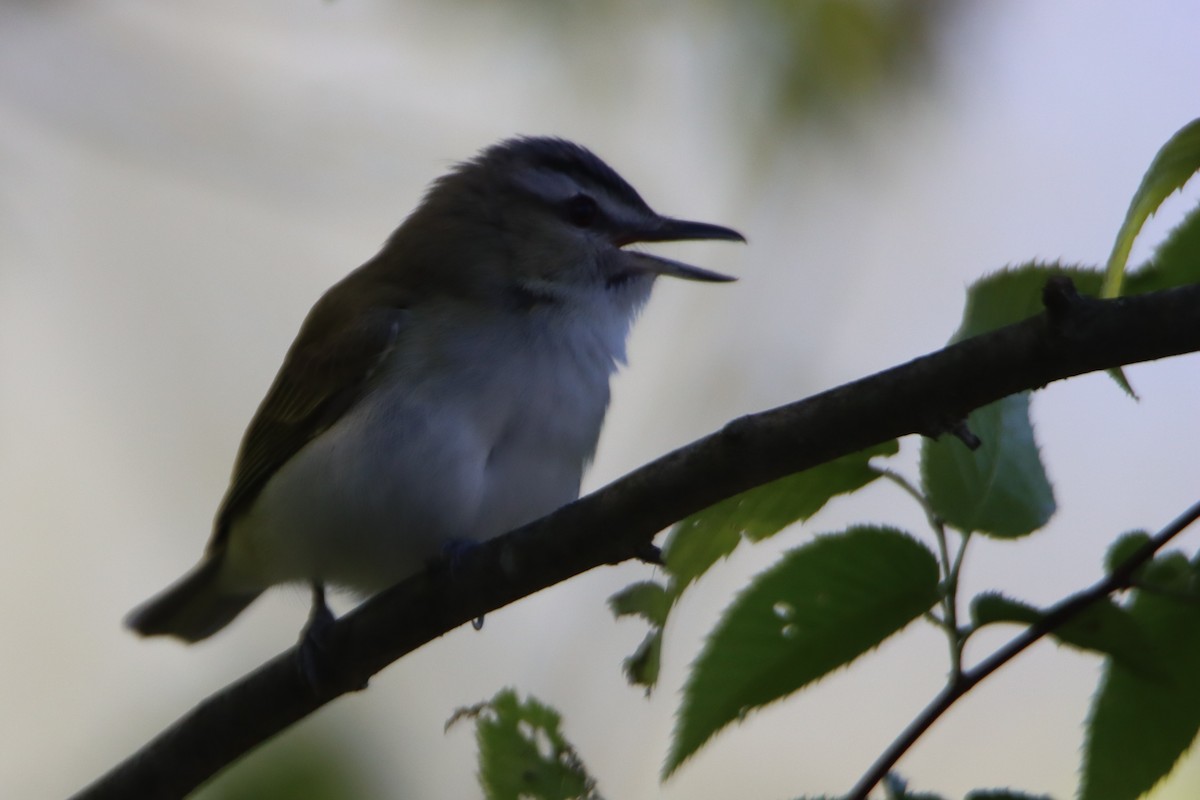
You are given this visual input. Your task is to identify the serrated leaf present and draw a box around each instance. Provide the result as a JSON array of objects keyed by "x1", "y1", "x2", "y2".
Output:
[
  {"x1": 1060, "y1": 599, "x2": 1161, "y2": 676},
  {"x1": 964, "y1": 791, "x2": 1055, "y2": 800},
  {"x1": 618, "y1": 441, "x2": 900, "y2": 691},
  {"x1": 1081, "y1": 584, "x2": 1200, "y2": 800},
  {"x1": 1054, "y1": 600, "x2": 1162, "y2": 679},
  {"x1": 608, "y1": 581, "x2": 670, "y2": 627},
  {"x1": 970, "y1": 592, "x2": 1040, "y2": 628},
  {"x1": 610, "y1": 583, "x2": 667, "y2": 689},
  {"x1": 1105, "y1": 530, "x2": 1152, "y2": 575},
  {"x1": 882, "y1": 769, "x2": 949, "y2": 800},
  {"x1": 1108, "y1": 200, "x2": 1200, "y2": 397},
  {"x1": 664, "y1": 526, "x2": 938, "y2": 777},
  {"x1": 946, "y1": 265, "x2": 1144, "y2": 396},
  {"x1": 472, "y1": 689, "x2": 599, "y2": 800},
  {"x1": 661, "y1": 518, "x2": 742, "y2": 593},
  {"x1": 1126, "y1": 202, "x2": 1200, "y2": 294},
  {"x1": 1139, "y1": 551, "x2": 1195, "y2": 594},
  {"x1": 1103, "y1": 117, "x2": 1200, "y2": 298},
  {"x1": 921, "y1": 393, "x2": 1055, "y2": 538},
  {"x1": 622, "y1": 628, "x2": 662, "y2": 689},
  {"x1": 970, "y1": 592, "x2": 1161, "y2": 679},
  {"x1": 951, "y1": 263, "x2": 1102, "y2": 344},
  {"x1": 663, "y1": 439, "x2": 900, "y2": 588}
]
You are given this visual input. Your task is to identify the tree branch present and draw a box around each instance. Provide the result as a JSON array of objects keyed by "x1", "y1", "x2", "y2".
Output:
[{"x1": 73, "y1": 279, "x2": 1200, "y2": 799}]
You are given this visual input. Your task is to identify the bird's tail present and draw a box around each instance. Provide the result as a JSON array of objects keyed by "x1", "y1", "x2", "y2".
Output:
[{"x1": 126, "y1": 554, "x2": 261, "y2": 643}]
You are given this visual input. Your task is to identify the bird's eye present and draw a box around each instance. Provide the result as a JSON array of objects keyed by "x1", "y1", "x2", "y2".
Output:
[{"x1": 563, "y1": 193, "x2": 599, "y2": 229}]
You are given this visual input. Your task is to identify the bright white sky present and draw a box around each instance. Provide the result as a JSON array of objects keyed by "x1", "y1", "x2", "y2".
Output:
[{"x1": 2, "y1": 2, "x2": 1200, "y2": 798}]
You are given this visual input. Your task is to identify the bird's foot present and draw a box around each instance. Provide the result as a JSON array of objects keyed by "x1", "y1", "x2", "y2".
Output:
[{"x1": 296, "y1": 583, "x2": 368, "y2": 696}]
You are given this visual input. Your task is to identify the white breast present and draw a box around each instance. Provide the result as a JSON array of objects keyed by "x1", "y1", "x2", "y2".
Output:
[{"x1": 220, "y1": 300, "x2": 628, "y2": 595}]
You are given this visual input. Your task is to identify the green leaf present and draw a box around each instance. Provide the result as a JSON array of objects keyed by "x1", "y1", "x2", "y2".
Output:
[
  {"x1": 664, "y1": 526, "x2": 938, "y2": 777},
  {"x1": 970, "y1": 592, "x2": 1040, "y2": 627},
  {"x1": 921, "y1": 393, "x2": 1055, "y2": 538},
  {"x1": 664, "y1": 439, "x2": 900, "y2": 589},
  {"x1": 882, "y1": 771, "x2": 949, "y2": 800},
  {"x1": 1103, "y1": 117, "x2": 1200, "y2": 298},
  {"x1": 608, "y1": 581, "x2": 670, "y2": 627},
  {"x1": 1112, "y1": 200, "x2": 1200, "y2": 394},
  {"x1": 950, "y1": 263, "x2": 1102, "y2": 344},
  {"x1": 622, "y1": 628, "x2": 662, "y2": 688},
  {"x1": 1126, "y1": 201, "x2": 1200, "y2": 294},
  {"x1": 1139, "y1": 551, "x2": 1195, "y2": 594},
  {"x1": 619, "y1": 441, "x2": 900, "y2": 690},
  {"x1": 1053, "y1": 601, "x2": 1162, "y2": 679},
  {"x1": 661, "y1": 518, "x2": 742, "y2": 593},
  {"x1": 970, "y1": 593, "x2": 1160, "y2": 678},
  {"x1": 949, "y1": 265, "x2": 1135, "y2": 394},
  {"x1": 1081, "y1": 583, "x2": 1200, "y2": 800},
  {"x1": 196, "y1": 731, "x2": 369, "y2": 800},
  {"x1": 462, "y1": 689, "x2": 599, "y2": 800},
  {"x1": 610, "y1": 582, "x2": 668, "y2": 686},
  {"x1": 1104, "y1": 530, "x2": 1152, "y2": 575}
]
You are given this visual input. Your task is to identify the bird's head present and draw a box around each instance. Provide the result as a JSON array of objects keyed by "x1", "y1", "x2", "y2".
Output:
[{"x1": 393, "y1": 136, "x2": 744, "y2": 312}]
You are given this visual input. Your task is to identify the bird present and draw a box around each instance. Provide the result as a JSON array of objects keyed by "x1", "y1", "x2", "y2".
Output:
[{"x1": 126, "y1": 136, "x2": 743, "y2": 643}]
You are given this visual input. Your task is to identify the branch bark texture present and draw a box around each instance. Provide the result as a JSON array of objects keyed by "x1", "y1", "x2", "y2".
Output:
[{"x1": 74, "y1": 280, "x2": 1200, "y2": 799}]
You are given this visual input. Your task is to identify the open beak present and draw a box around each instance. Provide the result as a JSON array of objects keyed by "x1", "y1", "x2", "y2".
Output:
[{"x1": 616, "y1": 216, "x2": 745, "y2": 283}]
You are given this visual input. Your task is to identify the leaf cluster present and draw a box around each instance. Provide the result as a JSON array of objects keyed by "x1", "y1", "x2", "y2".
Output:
[{"x1": 469, "y1": 117, "x2": 1200, "y2": 800}]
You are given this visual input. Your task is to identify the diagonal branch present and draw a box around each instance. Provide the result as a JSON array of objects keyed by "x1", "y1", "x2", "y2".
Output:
[
  {"x1": 845, "y1": 495, "x2": 1200, "y2": 800},
  {"x1": 73, "y1": 279, "x2": 1200, "y2": 799}
]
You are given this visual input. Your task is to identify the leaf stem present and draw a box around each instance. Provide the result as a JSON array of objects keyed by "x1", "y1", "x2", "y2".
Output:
[
  {"x1": 937, "y1": 529, "x2": 966, "y2": 679},
  {"x1": 845, "y1": 497, "x2": 1200, "y2": 800},
  {"x1": 877, "y1": 469, "x2": 936, "y2": 527},
  {"x1": 879, "y1": 469, "x2": 966, "y2": 677},
  {"x1": 939, "y1": 525, "x2": 973, "y2": 673}
]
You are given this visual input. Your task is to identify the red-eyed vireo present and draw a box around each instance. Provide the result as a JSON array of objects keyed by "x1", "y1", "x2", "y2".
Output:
[{"x1": 127, "y1": 136, "x2": 743, "y2": 642}]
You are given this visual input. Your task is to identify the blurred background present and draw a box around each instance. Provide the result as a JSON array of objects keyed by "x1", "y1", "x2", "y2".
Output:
[{"x1": 3, "y1": 1, "x2": 1200, "y2": 798}]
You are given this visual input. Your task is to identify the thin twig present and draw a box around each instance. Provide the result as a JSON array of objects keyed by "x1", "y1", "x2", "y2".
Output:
[{"x1": 846, "y1": 497, "x2": 1200, "y2": 800}]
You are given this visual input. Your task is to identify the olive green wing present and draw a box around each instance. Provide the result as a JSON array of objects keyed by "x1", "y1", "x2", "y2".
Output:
[{"x1": 210, "y1": 297, "x2": 406, "y2": 548}]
